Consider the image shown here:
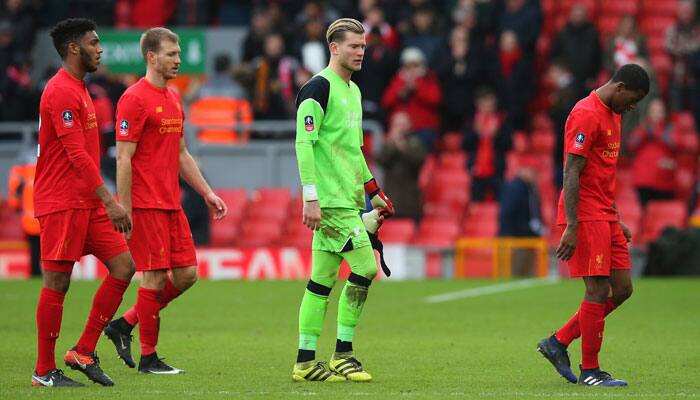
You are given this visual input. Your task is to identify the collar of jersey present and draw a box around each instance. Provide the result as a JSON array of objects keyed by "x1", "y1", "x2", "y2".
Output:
[
  {"x1": 141, "y1": 77, "x2": 168, "y2": 93},
  {"x1": 58, "y1": 68, "x2": 85, "y2": 87}
]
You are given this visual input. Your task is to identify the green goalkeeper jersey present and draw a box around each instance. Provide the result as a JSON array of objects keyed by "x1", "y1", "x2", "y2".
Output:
[{"x1": 295, "y1": 67, "x2": 373, "y2": 210}]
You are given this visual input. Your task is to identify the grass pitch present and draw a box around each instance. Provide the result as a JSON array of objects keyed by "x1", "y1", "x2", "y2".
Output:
[{"x1": 0, "y1": 278, "x2": 698, "y2": 399}]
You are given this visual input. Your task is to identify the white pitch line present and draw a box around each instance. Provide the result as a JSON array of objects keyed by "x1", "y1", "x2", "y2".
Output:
[{"x1": 424, "y1": 277, "x2": 558, "y2": 304}]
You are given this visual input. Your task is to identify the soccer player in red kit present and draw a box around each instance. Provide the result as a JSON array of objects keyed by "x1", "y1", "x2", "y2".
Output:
[
  {"x1": 103, "y1": 27, "x2": 227, "y2": 374},
  {"x1": 537, "y1": 64, "x2": 649, "y2": 386},
  {"x1": 31, "y1": 18, "x2": 136, "y2": 387}
]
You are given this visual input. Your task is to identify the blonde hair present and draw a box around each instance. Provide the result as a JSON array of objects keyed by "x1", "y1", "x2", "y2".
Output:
[
  {"x1": 326, "y1": 18, "x2": 364, "y2": 44},
  {"x1": 140, "y1": 27, "x2": 179, "y2": 59}
]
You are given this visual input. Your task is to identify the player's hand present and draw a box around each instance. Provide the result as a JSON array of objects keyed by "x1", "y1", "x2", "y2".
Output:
[
  {"x1": 205, "y1": 191, "x2": 228, "y2": 220},
  {"x1": 619, "y1": 221, "x2": 632, "y2": 243},
  {"x1": 364, "y1": 178, "x2": 395, "y2": 218},
  {"x1": 105, "y1": 200, "x2": 132, "y2": 236},
  {"x1": 303, "y1": 200, "x2": 322, "y2": 230},
  {"x1": 556, "y1": 224, "x2": 578, "y2": 261}
]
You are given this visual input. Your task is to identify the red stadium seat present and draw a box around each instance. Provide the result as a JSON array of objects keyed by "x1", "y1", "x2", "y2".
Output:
[
  {"x1": 252, "y1": 187, "x2": 291, "y2": 207},
  {"x1": 236, "y1": 220, "x2": 284, "y2": 247},
  {"x1": 210, "y1": 218, "x2": 239, "y2": 246},
  {"x1": 437, "y1": 151, "x2": 467, "y2": 170},
  {"x1": 597, "y1": 15, "x2": 623, "y2": 37},
  {"x1": 248, "y1": 187, "x2": 292, "y2": 222},
  {"x1": 440, "y1": 132, "x2": 463, "y2": 152},
  {"x1": 641, "y1": 0, "x2": 678, "y2": 17},
  {"x1": 646, "y1": 35, "x2": 667, "y2": 56},
  {"x1": 641, "y1": 200, "x2": 687, "y2": 243},
  {"x1": 213, "y1": 188, "x2": 248, "y2": 222},
  {"x1": 379, "y1": 218, "x2": 417, "y2": 243},
  {"x1": 279, "y1": 220, "x2": 313, "y2": 247},
  {"x1": 639, "y1": 16, "x2": 676, "y2": 37},
  {"x1": 413, "y1": 217, "x2": 461, "y2": 247},
  {"x1": 600, "y1": 1, "x2": 640, "y2": 17},
  {"x1": 671, "y1": 111, "x2": 696, "y2": 132},
  {"x1": 462, "y1": 202, "x2": 499, "y2": 238}
]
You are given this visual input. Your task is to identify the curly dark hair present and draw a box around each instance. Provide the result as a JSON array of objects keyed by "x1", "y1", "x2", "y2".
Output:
[
  {"x1": 50, "y1": 18, "x2": 97, "y2": 59},
  {"x1": 612, "y1": 64, "x2": 650, "y2": 94}
]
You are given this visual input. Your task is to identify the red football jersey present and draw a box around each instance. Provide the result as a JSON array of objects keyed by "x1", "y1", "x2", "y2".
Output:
[
  {"x1": 115, "y1": 78, "x2": 184, "y2": 210},
  {"x1": 34, "y1": 68, "x2": 103, "y2": 217},
  {"x1": 557, "y1": 91, "x2": 621, "y2": 224}
]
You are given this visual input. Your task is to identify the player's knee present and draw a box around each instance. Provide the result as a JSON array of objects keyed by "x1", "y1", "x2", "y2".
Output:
[
  {"x1": 142, "y1": 270, "x2": 168, "y2": 289},
  {"x1": 348, "y1": 272, "x2": 373, "y2": 288},
  {"x1": 173, "y1": 267, "x2": 198, "y2": 291},
  {"x1": 42, "y1": 270, "x2": 71, "y2": 293},
  {"x1": 612, "y1": 283, "x2": 633, "y2": 304},
  {"x1": 306, "y1": 279, "x2": 333, "y2": 297},
  {"x1": 584, "y1": 282, "x2": 609, "y2": 303}
]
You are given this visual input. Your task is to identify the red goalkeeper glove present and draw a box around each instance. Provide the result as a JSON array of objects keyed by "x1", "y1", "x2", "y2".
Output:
[{"x1": 364, "y1": 178, "x2": 395, "y2": 218}]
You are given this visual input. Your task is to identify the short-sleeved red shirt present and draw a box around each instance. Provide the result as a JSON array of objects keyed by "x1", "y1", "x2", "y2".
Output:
[
  {"x1": 34, "y1": 68, "x2": 103, "y2": 217},
  {"x1": 557, "y1": 91, "x2": 621, "y2": 224},
  {"x1": 116, "y1": 78, "x2": 184, "y2": 210}
]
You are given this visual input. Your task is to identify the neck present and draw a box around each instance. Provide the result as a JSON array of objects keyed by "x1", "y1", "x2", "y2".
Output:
[
  {"x1": 328, "y1": 57, "x2": 352, "y2": 83},
  {"x1": 145, "y1": 68, "x2": 168, "y2": 88},
  {"x1": 594, "y1": 82, "x2": 615, "y2": 109},
  {"x1": 63, "y1": 59, "x2": 86, "y2": 81}
]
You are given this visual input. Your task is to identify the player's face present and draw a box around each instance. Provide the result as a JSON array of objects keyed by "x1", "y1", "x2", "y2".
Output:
[
  {"x1": 151, "y1": 40, "x2": 181, "y2": 80},
  {"x1": 333, "y1": 32, "x2": 366, "y2": 72},
  {"x1": 78, "y1": 31, "x2": 102, "y2": 73},
  {"x1": 611, "y1": 86, "x2": 647, "y2": 114}
]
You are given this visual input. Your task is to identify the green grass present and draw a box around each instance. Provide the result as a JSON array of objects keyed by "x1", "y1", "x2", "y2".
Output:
[{"x1": 0, "y1": 278, "x2": 699, "y2": 399}]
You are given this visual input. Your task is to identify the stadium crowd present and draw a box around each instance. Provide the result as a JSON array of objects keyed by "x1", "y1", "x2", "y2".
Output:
[{"x1": 1, "y1": 0, "x2": 699, "y2": 247}]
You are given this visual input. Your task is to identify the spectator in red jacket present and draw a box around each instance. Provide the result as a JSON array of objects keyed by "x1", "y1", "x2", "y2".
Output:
[
  {"x1": 382, "y1": 47, "x2": 442, "y2": 151},
  {"x1": 463, "y1": 87, "x2": 513, "y2": 202},
  {"x1": 628, "y1": 98, "x2": 679, "y2": 207}
]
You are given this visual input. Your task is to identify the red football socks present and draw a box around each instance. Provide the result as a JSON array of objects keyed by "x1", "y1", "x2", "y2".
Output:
[
  {"x1": 122, "y1": 278, "x2": 181, "y2": 327},
  {"x1": 76, "y1": 275, "x2": 130, "y2": 355},
  {"x1": 555, "y1": 298, "x2": 617, "y2": 346},
  {"x1": 136, "y1": 287, "x2": 162, "y2": 356},
  {"x1": 579, "y1": 301, "x2": 606, "y2": 369},
  {"x1": 36, "y1": 287, "x2": 66, "y2": 376}
]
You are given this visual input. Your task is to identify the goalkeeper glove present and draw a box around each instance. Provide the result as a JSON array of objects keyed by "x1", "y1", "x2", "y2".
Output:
[
  {"x1": 361, "y1": 208, "x2": 391, "y2": 277},
  {"x1": 364, "y1": 178, "x2": 395, "y2": 218}
]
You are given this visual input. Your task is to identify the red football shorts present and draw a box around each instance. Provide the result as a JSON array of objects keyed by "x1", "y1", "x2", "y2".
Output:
[
  {"x1": 567, "y1": 221, "x2": 630, "y2": 277},
  {"x1": 129, "y1": 209, "x2": 197, "y2": 271},
  {"x1": 38, "y1": 207, "x2": 130, "y2": 272}
]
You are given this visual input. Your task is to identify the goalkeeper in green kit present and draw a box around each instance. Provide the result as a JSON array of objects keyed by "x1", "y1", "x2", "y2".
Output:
[{"x1": 291, "y1": 18, "x2": 395, "y2": 383}]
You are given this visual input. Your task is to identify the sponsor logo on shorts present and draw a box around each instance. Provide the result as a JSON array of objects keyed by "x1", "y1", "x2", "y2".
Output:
[
  {"x1": 62, "y1": 110, "x2": 74, "y2": 128},
  {"x1": 119, "y1": 119, "x2": 129, "y2": 136},
  {"x1": 304, "y1": 115, "x2": 314, "y2": 132}
]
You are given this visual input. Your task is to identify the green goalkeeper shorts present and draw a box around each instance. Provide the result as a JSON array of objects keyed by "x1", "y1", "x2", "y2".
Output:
[{"x1": 312, "y1": 207, "x2": 370, "y2": 253}]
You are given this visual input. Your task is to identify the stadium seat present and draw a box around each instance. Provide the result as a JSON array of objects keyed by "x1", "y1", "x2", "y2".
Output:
[
  {"x1": 671, "y1": 111, "x2": 696, "y2": 132},
  {"x1": 188, "y1": 97, "x2": 252, "y2": 143},
  {"x1": 641, "y1": 0, "x2": 678, "y2": 17},
  {"x1": 512, "y1": 130, "x2": 529, "y2": 154},
  {"x1": 597, "y1": 15, "x2": 622, "y2": 37},
  {"x1": 412, "y1": 217, "x2": 461, "y2": 247},
  {"x1": 379, "y1": 218, "x2": 417, "y2": 243},
  {"x1": 600, "y1": 1, "x2": 640, "y2": 17},
  {"x1": 646, "y1": 35, "x2": 666, "y2": 56},
  {"x1": 641, "y1": 200, "x2": 687, "y2": 243},
  {"x1": 440, "y1": 132, "x2": 463, "y2": 152},
  {"x1": 210, "y1": 218, "x2": 239, "y2": 246},
  {"x1": 462, "y1": 202, "x2": 499, "y2": 238},
  {"x1": 280, "y1": 220, "x2": 313, "y2": 247},
  {"x1": 530, "y1": 129, "x2": 555, "y2": 153},
  {"x1": 639, "y1": 16, "x2": 676, "y2": 37},
  {"x1": 236, "y1": 220, "x2": 284, "y2": 247},
  {"x1": 437, "y1": 151, "x2": 467, "y2": 170},
  {"x1": 213, "y1": 188, "x2": 248, "y2": 222}
]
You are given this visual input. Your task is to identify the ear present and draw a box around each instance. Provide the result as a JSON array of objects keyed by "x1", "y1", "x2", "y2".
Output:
[
  {"x1": 614, "y1": 81, "x2": 626, "y2": 92},
  {"x1": 67, "y1": 41, "x2": 80, "y2": 56},
  {"x1": 329, "y1": 42, "x2": 339, "y2": 56}
]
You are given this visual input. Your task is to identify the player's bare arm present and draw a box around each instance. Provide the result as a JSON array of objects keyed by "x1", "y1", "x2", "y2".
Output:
[
  {"x1": 178, "y1": 137, "x2": 227, "y2": 220},
  {"x1": 613, "y1": 203, "x2": 632, "y2": 242},
  {"x1": 116, "y1": 141, "x2": 137, "y2": 238},
  {"x1": 556, "y1": 153, "x2": 587, "y2": 261}
]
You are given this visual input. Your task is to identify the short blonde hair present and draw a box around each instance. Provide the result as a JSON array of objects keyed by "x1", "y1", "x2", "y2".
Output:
[
  {"x1": 140, "y1": 27, "x2": 179, "y2": 59},
  {"x1": 326, "y1": 18, "x2": 364, "y2": 44}
]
